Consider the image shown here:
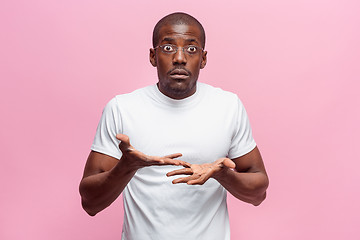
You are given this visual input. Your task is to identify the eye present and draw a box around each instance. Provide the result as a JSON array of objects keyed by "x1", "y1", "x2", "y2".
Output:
[
  {"x1": 186, "y1": 46, "x2": 198, "y2": 53},
  {"x1": 162, "y1": 45, "x2": 174, "y2": 52}
]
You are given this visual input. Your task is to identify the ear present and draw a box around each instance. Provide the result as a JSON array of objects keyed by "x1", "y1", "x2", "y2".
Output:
[
  {"x1": 149, "y1": 48, "x2": 157, "y2": 67},
  {"x1": 200, "y1": 50, "x2": 207, "y2": 69}
]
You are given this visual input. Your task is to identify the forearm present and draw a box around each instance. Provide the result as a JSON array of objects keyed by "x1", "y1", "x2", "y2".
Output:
[
  {"x1": 79, "y1": 157, "x2": 137, "y2": 216},
  {"x1": 214, "y1": 168, "x2": 269, "y2": 206}
]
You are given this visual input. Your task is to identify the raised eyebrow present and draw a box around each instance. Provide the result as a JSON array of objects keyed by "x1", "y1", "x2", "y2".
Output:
[
  {"x1": 160, "y1": 38, "x2": 199, "y2": 45},
  {"x1": 185, "y1": 39, "x2": 199, "y2": 45},
  {"x1": 161, "y1": 37, "x2": 175, "y2": 43}
]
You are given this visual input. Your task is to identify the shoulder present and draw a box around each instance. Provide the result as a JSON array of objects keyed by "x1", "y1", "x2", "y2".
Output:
[
  {"x1": 199, "y1": 82, "x2": 241, "y2": 107},
  {"x1": 106, "y1": 85, "x2": 153, "y2": 109},
  {"x1": 114, "y1": 85, "x2": 151, "y2": 101}
]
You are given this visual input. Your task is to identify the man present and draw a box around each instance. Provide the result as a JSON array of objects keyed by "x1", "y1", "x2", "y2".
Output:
[{"x1": 79, "y1": 12, "x2": 269, "y2": 240}]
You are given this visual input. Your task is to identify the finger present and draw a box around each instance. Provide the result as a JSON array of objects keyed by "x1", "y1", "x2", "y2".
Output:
[
  {"x1": 154, "y1": 158, "x2": 183, "y2": 166},
  {"x1": 116, "y1": 134, "x2": 132, "y2": 151},
  {"x1": 166, "y1": 168, "x2": 193, "y2": 177},
  {"x1": 146, "y1": 157, "x2": 187, "y2": 167},
  {"x1": 223, "y1": 158, "x2": 236, "y2": 169},
  {"x1": 162, "y1": 153, "x2": 191, "y2": 168},
  {"x1": 187, "y1": 175, "x2": 209, "y2": 185},
  {"x1": 187, "y1": 179, "x2": 204, "y2": 185},
  {"x1": 169, "y1": 160, "x2": 191, "y2": 167},
  {"x1": 116, "y1": 133, "x2": 129, "y2": 142},
  {"x1": 172, "y1": 175, "x2": 196, "y2": 184},
  {"x1": 164, "y1": 153, "x2": 182, "y2": 159},
  {"x1": 181, "y1": 161, "x2": 191, "y2": 168},
  {"x1": 158, "y1": 157, "x2": 191, "y2": 167}
]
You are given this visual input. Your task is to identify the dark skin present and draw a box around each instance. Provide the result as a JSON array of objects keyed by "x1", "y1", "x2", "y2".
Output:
[
  {"x1": 79, "y1": 23, "x2": 268, "y2": 216},
  {"x1": 80, "y1": 134, "x2": 189, "y2": 216},
  {"x1": 167, "y1": 148, "x2": 268, "y2": 205},
  {"x1": 149, "y1": 24, "x2": 207, "y2": 99}
]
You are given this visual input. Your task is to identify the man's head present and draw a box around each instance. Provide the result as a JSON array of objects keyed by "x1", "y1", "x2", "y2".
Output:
[
  {"x1": 152, "y1": 13, "x2": 206, "y2": 49},
  {"x1": 150, "y1": 12, "x2": 207, "y2": 100}
]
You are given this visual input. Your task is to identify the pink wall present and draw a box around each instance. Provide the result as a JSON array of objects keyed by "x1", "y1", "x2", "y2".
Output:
[{"x1": 1, "y1": 0, "x2": 359, "y2": 239}]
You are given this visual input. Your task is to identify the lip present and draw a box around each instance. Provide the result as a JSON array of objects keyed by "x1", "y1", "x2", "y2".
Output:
[
  {"x1": 169, "y1": 69, "x2": 190, "y2": 80},
  {"x1": 169, "y1": 69, "x2": 190, "y2": 76},
  {"x1": 169, "y1": 74, "x2": 189, "y2": 80}
]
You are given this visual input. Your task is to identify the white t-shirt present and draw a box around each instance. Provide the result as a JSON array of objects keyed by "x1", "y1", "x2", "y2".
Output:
[{"x1": 91, "y1": 82, "x2": 256, "y2": 240}]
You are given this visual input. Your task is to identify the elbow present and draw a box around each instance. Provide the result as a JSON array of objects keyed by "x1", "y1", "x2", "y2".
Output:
[
  {"x1": 81, "y1": 199, "x2": 99, "y2": 217},
  {"x1": 250, "y1": 176, "x2": 269, "y2": 206},
  {"x1": 252, "y1": 191, "x2": 267, "y2": 206},
  {"x1": 79, "y1": 182, "x2": 99, "y2": 216},
  {"x1": 85, "y1": 210, "x2": 97, "y2": 217},
  {"x1": 79, "y1": 188, "x2": 99, "y2": 216}
]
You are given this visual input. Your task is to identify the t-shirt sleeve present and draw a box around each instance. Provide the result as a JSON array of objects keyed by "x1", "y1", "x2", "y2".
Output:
[
  {"x1": 228, "y1": 97, "x2": 257, "y2": 159},
  {"x1": 90, "y1": 97, "x2": 122, "y2": 160}
]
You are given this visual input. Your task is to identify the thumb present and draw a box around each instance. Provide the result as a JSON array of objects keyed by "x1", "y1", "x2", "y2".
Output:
[
  {"x1": 116, "y1": 134, "x2": 131, "y2": 150},
  {"x1": 222, "y1": 158, "x2": 236, "y2": 169}
]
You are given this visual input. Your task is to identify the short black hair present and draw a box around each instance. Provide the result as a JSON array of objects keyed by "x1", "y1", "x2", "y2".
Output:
[{"x1": 152, "y1": 12, "x2": 206, "y2": 48}]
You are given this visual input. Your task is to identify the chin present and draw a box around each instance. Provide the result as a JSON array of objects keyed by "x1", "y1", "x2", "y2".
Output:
[
  {"x1": 171, "y1": 82, "x2": 193, "y2": 92},
  {"x1": 174, "y1": 89, "x2": 197, "y2": 99},
  {"x1": 159, "y1": 79, "x2": 197, "y2": 99},
  {"x1": 169, "y1": 88, "x2": 188, "y2": 96}
]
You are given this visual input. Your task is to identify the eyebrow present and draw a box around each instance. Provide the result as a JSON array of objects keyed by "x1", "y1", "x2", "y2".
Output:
[
  {"x1": 185, "y1": 39, "x2": 199, "y2": 44},
  {"x1": 161, "y1": 37, "x2": 199, "y2": 45},
  {"x1": 161, "y1": 37, "x2": 175, "y2": 43}
]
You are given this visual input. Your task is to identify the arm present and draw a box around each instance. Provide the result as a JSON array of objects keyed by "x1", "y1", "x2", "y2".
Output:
[
  {"x1": 79, "y1": 134, "x2": 187, "y2": 216},
  {"x1": 214, "y1": 147, "x2": 268, "y2": 206},
  {"x1": 79, "y1": 150, "x2": 135, "y2": 216},
  {"x1": 167, "y1": 146, "x2": 269, "y2": 206}
]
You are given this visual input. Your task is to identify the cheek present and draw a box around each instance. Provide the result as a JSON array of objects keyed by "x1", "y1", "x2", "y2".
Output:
[
  {"x1": 157, "y1": 58, "x2": 172, "y2": 74},
  {"x1": 190, "y1": 60, "x2": 202, "y2": 74},
  {"x1": 191, "y1": 56, "x2": 202, "y2": 67}
]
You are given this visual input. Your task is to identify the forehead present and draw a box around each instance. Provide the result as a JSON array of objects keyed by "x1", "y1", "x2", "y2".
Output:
[{"x1": 158, "y1": 24, "x2": 202, "y2": 43}]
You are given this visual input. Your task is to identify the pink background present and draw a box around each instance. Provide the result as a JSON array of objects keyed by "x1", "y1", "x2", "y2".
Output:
[{"x1": 1, "y1": 0, "x2": 359, "y2": 239}]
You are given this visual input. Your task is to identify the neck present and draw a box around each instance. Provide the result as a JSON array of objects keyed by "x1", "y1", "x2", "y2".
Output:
[{"x1": 156, "y1": 83, "x2": 197, "y2": 100}]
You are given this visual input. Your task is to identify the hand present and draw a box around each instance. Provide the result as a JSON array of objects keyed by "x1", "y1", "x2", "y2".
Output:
[
  {"x1": 166, "y1": 158, "x2": 236, "y2": 185},
  {"x1": 116, "y1": 134, "x2": 190, "y2": 170}
]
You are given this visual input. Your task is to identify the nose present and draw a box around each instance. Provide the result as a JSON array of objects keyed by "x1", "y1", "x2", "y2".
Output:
[{"x1": 172, "y1": 47, "x2": 187, "y2": 65}]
